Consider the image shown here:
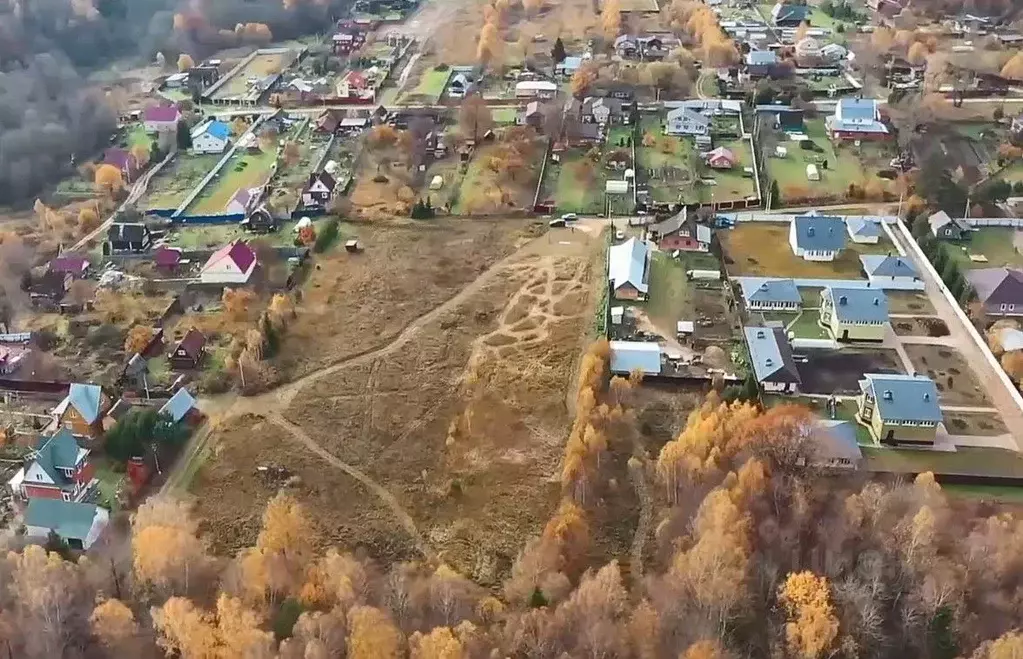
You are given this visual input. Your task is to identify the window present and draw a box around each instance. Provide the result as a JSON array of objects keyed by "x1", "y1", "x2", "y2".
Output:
[
  {"x1": 1011, "y1": 305, "x2": 1016, "y2": 312},
  {"x1": 61, "y1": 491, "x2": 71, "y2": 502},
  {"x1": 1002, "y1": 304, "x2": 1008, "y2": 311}
]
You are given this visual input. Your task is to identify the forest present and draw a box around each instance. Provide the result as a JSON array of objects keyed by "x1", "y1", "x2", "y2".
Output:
[
  {"x1": 0, "y1": 0, "x2": 348, "y2": 205},
  {"x1": 7, "y1": 340, "x2": 1023, "y2": 659}
]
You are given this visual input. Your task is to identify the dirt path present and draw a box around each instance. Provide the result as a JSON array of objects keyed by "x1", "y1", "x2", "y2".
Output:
[
  {"x1": 627, "y1": 457, "x2": 652, "y2": 591},
  {"x1": 267, "y1": 413, "x2": 437, "y2": 560}
]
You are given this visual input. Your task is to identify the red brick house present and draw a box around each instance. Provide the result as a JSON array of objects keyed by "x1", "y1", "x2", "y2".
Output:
[
  {"x1": 649, "y1": 209, "x2": 712, "y2": 252},
  {"x1": 8, "y1": 428, "x2": 96, "y2": 502}
]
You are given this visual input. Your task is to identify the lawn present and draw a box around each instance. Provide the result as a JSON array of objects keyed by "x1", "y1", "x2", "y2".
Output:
[
  {"x1": 552, "y1": 149, "x2": 607, "y2": 215},
  {"x1": 763, "y1": 395, "x2": 873, "y2": 445},
  {"x1": 862, "y1": 445, "x2": 1023, "y2": 479},
  {"x1": 943, "y1": 483, "x2": 1023, "y2": 503},
  {"x1": 904, "y1": 344, "x2": 991, "y2": 407},
  {"x1": 720, "y1": 222, "x2": 890, "y2": 278},
  {"x1": 165, "y1": 220, "x2": 299, "y2": 250},
  {"x1": 789, "y1": 309, "x2": 830, "y2": 339},
  {"x1": 886, "y1": 290, "x2": 936, "y2": 314},
  {"x1": 92, "y1": 458, "x2": 125, "y2": 512},
  {"x1": 492, "y1": 107, "x2": 518, "y2": 125},
  {"x1": 400, "y1": 67, "x2": 452, "y2": 104},
  {"x1": 945, "y1": 228, "x2": 1023, "y2": 270},
  {"x1": 143, "y1": 153, "x2": 224, "y2": 211},
  {"x1": 765, "y1": 118, "x2": 896, "y2": 205},
  {"x1": 646, "y1": 250, "x2": 693, "y2": 336},
  {"x1": 799, "y1": 286, "x2": 823, "y2": 307},
  {"x1": 211, "y1": 51, "x2": 291, "y2": 101},
  {"x1": 187, "y1": 148, "x2": 278, "y2": 215},
  {"x1": 116, "y1": 123, "x2": 152, "y2": 150}
]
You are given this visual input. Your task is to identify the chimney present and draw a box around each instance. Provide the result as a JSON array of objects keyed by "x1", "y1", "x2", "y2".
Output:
[
  {"x1": 760, "y1": 282, "x2": 769, "y2": 290},
  {"x1": 807, "y1": 226, "x2": 815, "y2": 236},
  {"x1": 765, "y1": 358, "x2": 773, "y2": 367},
  {"x1": 839, "y1": 295, "x2": 848, "y2": 305},
  {"x1": 873, "y1": 297, "x2": 879, "y2": 305},
  {"x1": 923, "y1": 392, "x2": 930, "y2": 401},
  {"x1": 883, "y1": 390, "x2": 893, "y2": 400},
  {"x1": 756, "y1": 330, "x2": 765, "y2": 338}
]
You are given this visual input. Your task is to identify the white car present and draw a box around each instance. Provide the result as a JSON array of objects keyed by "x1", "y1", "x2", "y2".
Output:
[{"x1": 560, "y1": 213, "x2": 578, "y2": 221}]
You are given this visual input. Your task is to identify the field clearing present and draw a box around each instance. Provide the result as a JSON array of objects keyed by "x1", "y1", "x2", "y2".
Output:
[
  {"x1": 904, "y1": 344, "x2": 991, "y2": 407},
  {"x1": 400, "y1": 67, "x2": 451, "y2": 104},
  {"x1": 545, "y1": 149, "x2": 607, "y2": 215},
  {"x1": 863, "y1": 445, "x2": 1023, "y2": 479},
  {"x1": 187, "y1": 148, "x2": 278, "y2": 215},
  {"x1": 720, "y1": 222, "x2": 891, "y2": 278},
  {"x1": 210, "y1": 51, "x2": 291, "y2": 101},
  {"x1": 165, "y1": 220, "x2": 299, "y2": 250},
  {"x1": 194, "y1": 223, "x2": 606, "y2": 578},
  {"x1": 946, "y1": 228, "x2": 1023, "y2": 270},
  {"x1": 452, "y1": 140, "x2": 544, "y2": 215},
  {"x1": 143, "y1": 154, "x2": 223, "y2": 210}
]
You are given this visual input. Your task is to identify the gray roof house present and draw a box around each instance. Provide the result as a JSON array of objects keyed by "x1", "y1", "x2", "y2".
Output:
[
  {"x1": 822, "y1": 287, "x2": 890, "y2": 324},
  {"x1": 860, "y1": 254, "x2": 921, "y2": 286},
  {"x1": 928, "y1": 210, "x2": 970, "y2": 240},
  {"x1": 739, "y1": 278, "x2": 801, "y2": 311},
  {"x1": 648, "y1": 209, "x2": 712, "y2": 251},
  {"x1": 665, "y1": 106, "x2": 710, "y2": 136},
  {"x1": 788, "y1": 215, "x2": 847, "y2": 260},
  {"x1": 771, "y1": 2, "x2": 809, "y2": 25},
  {"x1": 811, "y1": 420, "x2": 863, "y2": 469},
  {"x1": 610, "y1": 341, "x2": 661, "y2": 375},
  {"x1": 966, "y1": 267, "x2": 1023, "y2": 316},
  {"x1": 846, "y1": 217, "x2": 883, "y2": 243},
  {"x1": 745, "y1": 50, "x2": 778, "y2": 77},
  {"x1": 581, "y1": 96, "x2": 624, "y2": 124},
  {"x1": 859, "y1": 373, "x2": 943, "y2": 425},
  {"x1": 744, "y1": 326, "x2": 801, "y2": 393},
  {"x1": 608, "y1": 238, "x2": 651, "y2": 300}
]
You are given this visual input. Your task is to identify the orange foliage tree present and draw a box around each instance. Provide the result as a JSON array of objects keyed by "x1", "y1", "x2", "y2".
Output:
[{"x1": 94, "y1": 164, "x2": 124, "y2": 194}]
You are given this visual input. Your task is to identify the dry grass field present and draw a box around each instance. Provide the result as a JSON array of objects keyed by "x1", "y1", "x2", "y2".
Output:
[{"x1": 191, "y1": 221, "x2": 608, "y2": 582}]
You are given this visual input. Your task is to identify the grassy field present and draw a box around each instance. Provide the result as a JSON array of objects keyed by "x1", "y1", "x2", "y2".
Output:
[
  {"x1": 945, "y1": 228, "x2": 1023, "y2": 270},
  {"x1": 763, "y1": 395, "x2": 873, "y2": 445},
  {"x1": 400, "y1": 67, "x2": 451, "y2": 104},
  {"x1": 166, "y1": 220, "x2": 299, "y2": 250},
  {"x1": 789, "y1": 309, "x2": 830, "y2": 339},
  {"x1": 492, "y1": 107, "x2": 518, "y2": 124},
  {"x1": 551, "y1": 149, "x2": 607, "y2": 215},
  {"x1": 144, "y1": 154, "x2": 224, "y2": 210},
  {"x1": 115, "y1": 123, "x2": 151, "y2": 150},
  {"x1": 943, "y1": 483, "x2": 1023, "y2": 503},
  {"x1": 646, "y1": 250, "x2": 692, "y2": 336},
  {"x1": 187, "y1": 148, "x2": 278, "y2": 215},
  {"x1": 862, "y1": 445, "x2": 1023, "y2": 479},
  {"x1": 211, "y1": 51, "x2": 291, "y2": 101},
  {"x1": 721, "y1": 222, "x2": 891, "y2": 278}
]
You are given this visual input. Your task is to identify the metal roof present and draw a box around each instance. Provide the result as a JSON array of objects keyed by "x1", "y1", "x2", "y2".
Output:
[
  {"x1": 813, "y1": 420, "x2": 863, "y2": 461},
  {"x1": 791, "y1": 216, "x2": 847, "y2": 252},
  {"x1": 25, "y1": 499, "x2": 102, "y2": 542},
  {"x1": 860, "y1": 254, "x2": 919, "y2": 279},
  {"x1": 744, "y1": 326, "x2": 800, "y2": 384},
  {"x1": 823, "y1": 287, "x2": 889, "y2": 324},
  {"x1": 860, "y1": 373, "x2": 942, "y2": 423},
  {"x1": 746, "y1": 50, "x2": 778, "y2": 65},
  {"x1": 609, "y1": 341, "x2": 661, "y2": 375},
  {"x1": 846, "y1": 217, "x2": 882, "y2": 238},
  {"x1": 739, "y1": 277, "x2": 801, "y2": 305},
  {"x1": 608, "y1": 238, "x2": 650, "y2": 295},
  {"x1": 159, "y1": 389, "x2": 197, "y2": 423}
]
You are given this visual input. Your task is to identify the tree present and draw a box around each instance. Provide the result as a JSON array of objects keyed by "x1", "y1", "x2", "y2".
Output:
[
  {"x1": 231, "y1": 117, "x2": 250, "y2": 137},
  {"x1": 602, "y1": 0, "x2": 622, "y2": 39},
  {"x1": 124, "y1": 325, "x2": 153, "y2": 354},
  {"x1": 410, "y1": 626, "x2": 464, "y2": 659},
  {"x1": 94, "y1": 164, "x2": 124, "y2": 194},
  {"x1": 571, "y1": 61, "x2": 600, "y2": 97},
  {"x1": 132, "y1": 497, "x2": 210, "y2": 594},
  {"x1": 908, "y1": 41, "x2": 930, "y2": 66},
  {"x1": 551, "y1": 37, "x2": 566, "y2": 64},
  {"x1": 1001, "y1": 351, "x2": 1023, "y2": 383},
  {"x1": 1001, "y1": 51, "x2": 1023, "y2": 80},
  {"x1": 78, "y1": 206, "x2": 100, "y2": 232},
  {"x1": 684, "y1": 640, "x2": 730, "y2": 659},
  {"x1": 130, "y1": 143, "x2": 151, "y2": 169},
  {"x1": 258, "y1": 492, "x2": 313, "y2": 558},
  {"x1": 523, "y1": 0, "x2": 542, "y2": 15},
  {"x1": 477, "y1": 22, "x2": 502, "y2": 67},
  {"x1": 778, "y1": 571, "x2": 839, "y2": 659},
  {"x1": 795, "y1": 20, "x2": 810, "y2": 42},
  {"x1": 107, "y1": 408, "x2": 188, "y2": 462},
  {"x1": 177, "y1": 53, "x2": 195, "y2": 72},
  {"x1": 222, "y1": 287, "x2": 257, "y2": 320},
  {"x1": 347, "y1": 606, "x2": 403, "y2": 659},
  {"x1": 177, "y1": 119, "x2": 192, "y2": 150},
  {"x1": 458, "y1": 95, "x2": 494, "y2": 142},
  {"x1": 151, "y1": 597, "x2": 218, "y2": 659},
  {"x1": 90, "y1": 599, "x2": 138, "y2": 651}
]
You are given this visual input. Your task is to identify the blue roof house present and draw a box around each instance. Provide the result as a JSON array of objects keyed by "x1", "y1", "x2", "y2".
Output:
[
  {"x1": 608, "y1": 238, "x2": 651, "y2": 301},
  {"x1": 159, "y1": 388, "x2": 199, "y2": 424},
  {"x1": 820, "y1": 287, "x2": 889, "y2": 342},
  {"x1": 744, "y1": 326, "x2": 801, "y2": 393},
  {"x1": 24, "y1": 499, "x2": 109, "y2": 550},
  {"x1": 190, "y1": 119, "x2": 232, "y2": 154},
  {"x1": 555, "y1": 56, "x2": 585, "y2": 77},
  {"x1": 845, "y1": 217, "x2": 883, "y2": 244},
  {"x1": 610, "y1": 341, "x2": 661, "y2": 376},
  {"x1": 739, "y1": 278, "x2": 801, "y2": 312},
  {"x1": 788, "y1": 215, "x2": 847, "y2": 261},
  {"x1": 771, "y1": 2, "x2": 809, "y2": 25},
  {"x1": 827, "y1": 98, "x2": 890, "y2": 141},
  {"x1": 860, "y1": 254, "x2": 921, "y2": 288},
  {"x1": 857, "y1": 373, "x2": 942, "y2": 445}
]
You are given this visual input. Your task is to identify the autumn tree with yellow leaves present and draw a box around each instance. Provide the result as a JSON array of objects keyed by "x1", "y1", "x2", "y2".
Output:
[{"x1": 778, "y1": 572, "x2": 839, "y2": 659}]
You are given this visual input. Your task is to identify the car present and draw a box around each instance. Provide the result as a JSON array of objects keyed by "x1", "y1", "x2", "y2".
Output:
[
  {"x1": 560, "y1": 213, "x2": 578, "y2": 221},
  {"x1": 548, "y1": 218, "x2": 566, "y2": 228}
]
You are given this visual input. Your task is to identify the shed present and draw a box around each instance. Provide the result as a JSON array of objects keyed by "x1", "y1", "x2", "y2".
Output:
[
  {"x1": 806, "y1": 164, "x2": 820, "y2": 181},
  {"x1": 606, "y1": 179, "x2": 629, "y2": 194},
  {"x1": 609, "y1": 341, "x2": 661, "y2": 375}
]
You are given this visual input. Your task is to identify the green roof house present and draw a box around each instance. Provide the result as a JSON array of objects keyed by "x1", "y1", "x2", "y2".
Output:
[{"x1": 24, "y1": 499, "x2": 109, "y2": 550}]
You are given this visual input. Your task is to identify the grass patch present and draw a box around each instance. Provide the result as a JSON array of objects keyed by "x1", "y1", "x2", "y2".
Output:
[
  {"x1": 886, "y1": 290, "x2": 936, "y2": 314},
  {"x1": 799, "y1": 286, "x2": 823, "y2": 308},
  {"x1": 943, "y1": 483, "x2": 1023, "y2": 503},
  {"x1": 211, "y1": 52, "x2": 291, "y2": 101},
  {"x1": 945, "y1": 227, "x2": 1023, "y2": 270},
  {"x1": 552, "y1": 149, "x2": 607, "y2": 215},
  {"x1": 862, "y1": 445, "x2": 1023, "y2": 478},
  {"x1": 92, "y1": 458, "x2": 125, "y2": 512},
  {"x1": 942, "y1": 411, "x2": 1009, "y2": 436},
  {"x1": 763, "y1": 395, "x2": 874, "y2": 445},
  {"x1": 646, "y1": 250, "x2": 692, "y2": 335},
  {"x1": 401, "y1": 67, "x2": 452, "y2": 104},
  {"x1": 166, "y1": 220, "x2": 299, "y2": 250},
  {"x1": 721, "y1": 222, "x2": 890, "y2": 278},
  {"x1": 144, "y1": 153, "x2": 224, "y2": 210},
  {"x1": 492, "y1": 107, "x2": 518, "y2": 124},
  {"x1": 789, "y1": 309, "x2": 830, "y2": 339},
  {"x1": 187, "y1": 148, "x2": 278, "y2": 215}
]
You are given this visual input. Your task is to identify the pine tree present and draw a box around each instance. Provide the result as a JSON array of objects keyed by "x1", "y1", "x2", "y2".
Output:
[{"x1": 552, "y1": 37, "x2": 567, "y2": 64}]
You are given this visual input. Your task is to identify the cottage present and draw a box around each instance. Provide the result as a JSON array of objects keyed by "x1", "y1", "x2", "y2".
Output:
[
  {"x1": 826, "y1": 98, "x2": 890, "y2": 141},
  {"x1": 857, "y1": 373, "x2": 942, "y2": 445},
  {"x1": 665, "y1": 107, "x2": 710, "y2": 136},
  {"x1": 739, "y1": 278, "x2": 801, "y2": 312},
  {"x1": 143, "y1": 105, "x2": 182, "y2": 134},
  {"x1": 744, "y1": 326, "x2": 801, "y2": 393},
  {"x1": 190, "y1": 120, "x2": 231, "y2": 154},
  {"x1": 771, "y1": 2, "x2": 809, "y2": 26},
  {"x1": 966, "y1": 267, "x2": 1023, "y2": 317},
  {"x1": 24, "y1": 499, "x2": 109, "y2": 550},
  {"x1": 860, "y1": 254, "x2": 921, "y2": 288},
  {"x1": 517, "y1": 101, "x2": 545, "y2": 129},
  {"x1": 332, "y1": 26, "x2": 366, "y2": 54},
  {"x1": 810, "y1": 420, "x2": 863, "y2": 469},
  {"x1": 53, "y1": 383, "x2": 109, "y2": 439},
  {"x1": 103, "y1": 148, "x2": 142, "y2": 182},
  {"x1": 241, "y1": 205, "x2": 279, "y2": 234},
  {"x1": 105, "y1": 223, "x2": 152, "y2": 254},
  {"x1": 649, "y1": 209, "x2": 711, "y2": 252},
  {"x1": 48, "y1": 254, "x2": 90, "y2": 279},
  {"x1": 565, "y1": 120, "x2": 602, "y2": 144},
  {"x1": 846, "y1": 217, "x2": 882, "y2": 244},
  {"x1": 7, "y1": 429, "x2": 96, "y2": 502},
  {"x1": 302, "y1": 172, "x2": 338, "y2": 208},
  {"x1": 315, "y1": 109, "x2": 346, "y2": 134},
  {"x1": 928, "y1": 210, "x2": 970, "y2": 240},
  {"x1": 608, "y1": 238, "x2": 651, "y2": 301},
  {"x1": 745, "y1": 50, "x2": 779, "y2": 78},
  {"x1": 613, "y1": 35, "x2": 639, "y2": 58},
  {"x1": 199, "y1": 241, "x2": 257, "y2": 285},
  {"x1": 447, "y1": 73, "x2": 471, "y2": 99},
  {"x1": 819, "y1": 287, "x2": 889, "y2": 342},
  {"x1": 514, "y1": 80, "x2": 558, "y2": 99},
  {"x1": 788, "y1": 215, "x2": 846, "y2": 261},
  {"x1": 593, "y1": 81, "x2": 636, "y2": 102},
  {"x1": 159, "y1": 388, "x2": 200, "y2": 424},
  {"x1": 704, "y1": 146, "x2": 737, "y2": 169},
  {"x1": 609, "y1": 341, "x2": 662, "y2": 376},
  {"x1": 169, "y1": 328, "x2": 207, "y2": 370}
]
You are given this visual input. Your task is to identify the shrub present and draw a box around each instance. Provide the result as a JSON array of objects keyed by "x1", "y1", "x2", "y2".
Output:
[
  {"x1": 314, "y1": 218, "x2": 339, "y2": 253},
  {"x1": 372, "y1": 174, "x2": 388, "y2": 183},
  {"x1": 434, "y1": 63, "x2": 450, "y2": 71}
]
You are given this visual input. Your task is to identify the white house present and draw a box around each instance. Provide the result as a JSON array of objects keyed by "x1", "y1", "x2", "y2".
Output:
[
  {"x1": 514, "y1": 80, "x2": 558, "y2": 99},
  {"x1": 199, "y1": 241, "x2": 257, "y2": 285},
  {"x1": 665, "y1": 107, "x2": 711, "y2": 136},
  {"x1": 190, "y1": 120, "x2": 231, "y2": 154},
  {"x1": 846, "y1": 217, "x2": 882, "y2": 244},
  {"x1": 789, "y1": 215, "x2": 846, "y2": 261},
  {"x1": 143, "y1": 105, "x2": 182, "y2": 134}
]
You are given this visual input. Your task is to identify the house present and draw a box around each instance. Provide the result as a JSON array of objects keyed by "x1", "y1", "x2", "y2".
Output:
[
  {"x1": 1012, "y1": 112, "x2": 1023, "y2": 134},
  {"x1": 860, "y1": 254, "x2": 921, "y2": 288},
  {"x1": 739, "y1": 278, "x2": 801, "y2": 312},
  {"x1": 159, "y1": 388, "x2": 200, "y2": 424},
  {"x1": 48, "y1": 254, "x2": 90, "y2": 279},
  {"x1": 24, "y1": 499, "x2": 109, "y2": 550},
  {"x1": 190, "y1": 120, "x2": 231, "y2": 154},
  {"x1": 188, "y1": 64, "x2": 221, "y2": 90},
  {"x1": 608, "y1": 238, "x2": 651, "y2": 301},
  {"x1": 315, "y1": 109, "x2": 346, "y2": 134},
  {"x1": 745, "y1": 50, "x2": 779, "y2": 77},
  {"x1": 581, "y1": 97, "x2": 623, "y2": 125},
  {"x1": 771, "y1": 2, "x2": 809, "y2": 26},
  {"x1": 565, "y1": 120, "x2": 602, "y2": 144},
  {"x1": 53, "y1": 383, "x2": 109, "y2": 439},
  {"x1": 704, "y1": 146, "x2": 737, "y2": 169},
  {"x1": 0, "y1": 344, "x2": 30, "y2": 375},
  {"x1": 153, "y1": 246, "x2": 184, "y2": 273},
  {"x1": 867, "y1": 0, "x2": 905, "y2": 18},
  {"x1": 199, "y1": 240, "x2": 257, "y2": 285},
  {"x1": 241, "y1": 205, "x2": 279, "y2": 234},
  {"x1": 810, "y1": 420, "x2": 863, "y2": 469},
  {"x1": 819, "y1": 287, "x2": 889, "y2": 342},
  {"x1": 857, "y1": 373, "x2": 942, "y2": 445},
  {"x1": 613, "y1": 35, "x2": 639, "y2": 58},
  {"x1": 102, "y1": 398, "x2": 133, "y2": 433},
  {"x1": 515, "y1": 80, "x2": 558, "y2": 99},
  {"x1": 337, "y1": 70, "x2": 373, "y2": 100},
  {"x1": 928, "y1": 210, "x2": 970, "y2": 240},
  {"x1": 593, "y1": 81, "x2": 635, "y2": 102},
  {"x1": 105, "y1": 223, "x2": 152, "y2": 254},
  {"x1": 332, "y1": 26, "x2": 366, "y2": 54},
  {"x1": 7, "y1": 429, "x2": 96, "y2": 502},
  {"x1": 826, "y1": 98, "x2": 890, "y2": 141},
  {"x1": 665, "y1": 107, "x2": 710, "y2": 136},
  {"x1": 610, "y1": 341, "x2": 661, "y2": 376},
  {"x1": 821, "y1": 43, "x2": 848, "y2": 62},
  {"x1": 649, "y1": 208, "x2": 711, "y2": 252},
  {"x1": 103, "y1": 148, "x2": 142, "y2": 182},
  {"x1": 302, "y1": 172, "x2": 338, "y2": 208},
  {"x1": 517, "y1": 101, "x2": 545, "y2": 129},
  {"x1": 789, "y1": 215, "x2": 846, "y2": 261},
  {"x1": 555, "y1": 56, "x2": 584, "y2": 77},
  {"x1": 966, "y1": 268, "x2": 1023, "y2": 317},
  {"x1": 169, "y1": 328, "x2": 207, "y2": 370},
  {"x1": 225, "y1": 187, "x2": 259, "y2": 215},
  {"x1": 744, "y1": 326, "x2": 801, "y2": 393},
  {"x1": 447, "y1": 73, "x2": 471, "y2": 99},
  {"x1": 29, "y1": 271, "x2": 70, "y2": 307},
  {"x1": 846, "y1": 217, "x2": 882, "y2": 244},
  {"x1": 143, "y1": 105, "x2": 182, "y2": 133}
]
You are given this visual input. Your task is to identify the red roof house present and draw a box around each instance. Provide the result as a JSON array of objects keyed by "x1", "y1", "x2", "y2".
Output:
[
  {"x1": 143, "y1": 105, "x2": 182, "y2": 133},
  {"x1": 48, "y1": 254, "x2": 90, "y2": 278},
  {"x1": 7, "y1": 429, "x2": 96, "y2": 502},
  {"x1": 200, "y1": 240, "x2": 257, "y2": 284},
  {"x1": 169, "y1": 328, "x2": 207, "y2": 370},
  {"x1": 704, "y1": 146, "x2": 737, "y2": 169},
  {"x1": 153, "y1": 245, "x2": 184, "y2": 271}
]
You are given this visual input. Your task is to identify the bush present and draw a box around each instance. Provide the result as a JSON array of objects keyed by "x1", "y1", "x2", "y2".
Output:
[
  {"x1": 314, "y1": 218, "x2": 339, "y2": 253},
  {"x1": 198, "y1": 368, "x2": 232, "y2": 394},
  {"x1": 434, "y1": 63, "x2": 450, "y2": 71},
  {"x1": 372, "y1": 174, "x2": 388, "y2": 183}
]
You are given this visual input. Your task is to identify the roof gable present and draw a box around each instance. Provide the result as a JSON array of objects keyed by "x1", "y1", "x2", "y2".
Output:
[
  {"x1": 65, "y1": 383, "x2": 103, "y2": 423},
  {"x1": 25, "y1": 499, "x2": 102, "y2": 540},
  {"x1": 860, "y1": 254, "x2": 919, "y2": 278},
  {"x1": 744, "y1": 326, "x2": 800, "y2": 384},
  {"x1": 144, "y1": 105, "x2": 180, "y2": 123},
  {"x1": 202, "y1": 241, "x2": 257, "y2": 275},
  {"x1": 159, "y1": 388, "x2": 197, "y2": 423},
  {"x1": 740, "y1": 277, "x2": 801, "y2": 304},
  {"x1": 846, "y1": 217, "x2": 882, "y2": 238},
  {"x1": 175, "y1": 328, "x2": 206, "y2": 359}
]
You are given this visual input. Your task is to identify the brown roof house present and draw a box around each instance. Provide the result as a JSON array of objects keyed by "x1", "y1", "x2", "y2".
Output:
[
  {"x1": 170, "y1": 328, "x2": 207, "y2": 370},
  {"x1": 52, "y1": 383, "x2": 110, "y2": 440},
  {"x1": 966, "y1": 267, "x2": 1023, "y2": 317}
]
